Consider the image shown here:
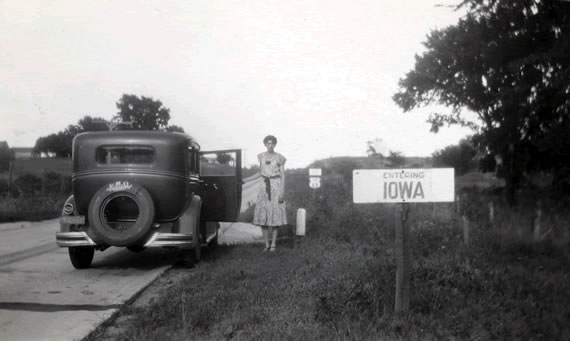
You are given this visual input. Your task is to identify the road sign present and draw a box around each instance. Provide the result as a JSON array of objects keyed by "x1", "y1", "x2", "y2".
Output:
[
  {"x1": 309, "y1": 168, "x2": 322, "y2": 176},
  {"x1": 309, "y1": 177, "x2": 321, "y2": 189},
  {"x1": 353, "y1": 168, "x2": 454, "y2": 203}
]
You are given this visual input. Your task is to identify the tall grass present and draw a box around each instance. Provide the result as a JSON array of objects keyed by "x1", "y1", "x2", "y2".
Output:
[
  {"x1": 87, "y1": 162, "x2": 570, "y2": 340},
  {"x1": 0, "y1": 171, "x2": 70, "y2": 222}
]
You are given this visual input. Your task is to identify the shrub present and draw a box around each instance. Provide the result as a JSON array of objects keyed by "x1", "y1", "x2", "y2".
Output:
[
  {"x1": 432, "y1": 138, "x2": 477, "y2": 175},
  {"x1": 14, "y1": 173, "x2": 42, "y2": 195},
  {"x1": 0, "y1": 178, "x2": 9, "y2": 195},
  {"x1": 41, "y1": 170, "x2": 70, "y2": 194}
]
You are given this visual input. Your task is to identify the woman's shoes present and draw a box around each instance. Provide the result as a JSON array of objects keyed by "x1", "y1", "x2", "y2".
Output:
[
  {"x1": 269, "y1": 246, "x2": 276, "y2": 252},
  {"x1": 263, "y1": 247, "x2": 270, "y2": 252}
]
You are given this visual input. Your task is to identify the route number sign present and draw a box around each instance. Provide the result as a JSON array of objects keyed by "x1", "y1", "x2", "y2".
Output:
[{"x1": 309, "y1": 168, "x2": 321, "y2": 189}]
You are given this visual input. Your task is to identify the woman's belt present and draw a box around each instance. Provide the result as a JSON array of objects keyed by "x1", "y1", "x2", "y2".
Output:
[{"x1": 261, "y1": 175, "x2": 281, "y2": 201}]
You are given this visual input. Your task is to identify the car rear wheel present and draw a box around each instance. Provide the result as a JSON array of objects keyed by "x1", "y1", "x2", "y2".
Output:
[
  {"x1": 69, "y1": 247, "x2": 94, "y2": 269},
  {"x1": 88, "y1": 182, "x2": 155, "y2": 247}
]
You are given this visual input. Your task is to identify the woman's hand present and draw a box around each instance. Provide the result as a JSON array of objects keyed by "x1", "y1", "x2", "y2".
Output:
[{"x1": 278, "y1": 192, "x2": 285, "y2": 203}]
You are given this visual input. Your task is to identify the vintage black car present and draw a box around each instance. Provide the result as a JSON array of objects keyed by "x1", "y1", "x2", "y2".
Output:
[{"x1": 56, "y1": 131, "x2": 242, "y2": 269}]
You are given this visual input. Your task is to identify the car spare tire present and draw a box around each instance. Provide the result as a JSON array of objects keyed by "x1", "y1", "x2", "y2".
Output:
[{"x1": 88, "y1": 181, "x2": 155, "y2": 246}]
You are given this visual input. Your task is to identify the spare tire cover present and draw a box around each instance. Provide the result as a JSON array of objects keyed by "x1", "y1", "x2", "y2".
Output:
[{"x1": 88, "y1": 181, "x2": 155, "y2": 246}]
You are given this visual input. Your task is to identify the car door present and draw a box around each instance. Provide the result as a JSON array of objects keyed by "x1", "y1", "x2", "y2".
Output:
[{"x1": 199, "y1": 149, "x2": 242, "y2": 222}]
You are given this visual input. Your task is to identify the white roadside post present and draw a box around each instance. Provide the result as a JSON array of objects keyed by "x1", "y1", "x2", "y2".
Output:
[{"x1": 353, "y1": 168, "x2": 455, "y2": 313}]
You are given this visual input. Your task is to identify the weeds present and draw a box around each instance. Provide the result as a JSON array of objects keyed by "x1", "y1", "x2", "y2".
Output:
[{"x1": 87, "y1": 163, "x2": 569, "y2": 340}]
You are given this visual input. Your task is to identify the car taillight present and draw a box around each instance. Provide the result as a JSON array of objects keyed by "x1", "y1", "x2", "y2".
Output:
[{"x1": 63, "y1": 202, "x2": 74, "y2": 215}]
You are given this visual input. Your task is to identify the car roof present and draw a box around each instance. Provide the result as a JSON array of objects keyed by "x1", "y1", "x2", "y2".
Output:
[{"x1": 73, "y1": 130, "x2": 200, "y2": 150}]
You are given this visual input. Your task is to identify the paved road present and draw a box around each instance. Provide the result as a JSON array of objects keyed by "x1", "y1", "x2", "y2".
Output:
[{"x1": 0, "y1": 180, "x2": 263, "y2": 341}]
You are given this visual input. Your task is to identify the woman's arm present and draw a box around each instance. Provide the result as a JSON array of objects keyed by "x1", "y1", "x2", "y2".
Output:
[{"x1": 242, "y1": 171, "x2": 261, "y2": 184}]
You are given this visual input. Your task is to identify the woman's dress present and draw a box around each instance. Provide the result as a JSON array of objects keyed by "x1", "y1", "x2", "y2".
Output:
[{"x1": 253, "y1": 152, "x2": 287, "y2": 227}]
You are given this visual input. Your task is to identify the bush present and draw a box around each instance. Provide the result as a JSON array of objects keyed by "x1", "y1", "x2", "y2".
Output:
[
  {"x1": 433, "y1": 138, "x2": 477, "y2": 175},
  {"x1": 0, "y1": 178, "x2": 9, "y2": 195},
  {"x1": 0, "y1": 194, "x2": 66, "y2": 222},
  {"x1": 14, "y1": 173, "x2": 42, "y2": 195},
  {"x1": 41, "y1": 170, "x2": 71, "y2": 194}
]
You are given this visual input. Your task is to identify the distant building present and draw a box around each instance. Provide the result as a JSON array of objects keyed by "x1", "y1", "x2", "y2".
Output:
[{"x1": 11, "y1": 147, "x2": 36, "y2": 159}]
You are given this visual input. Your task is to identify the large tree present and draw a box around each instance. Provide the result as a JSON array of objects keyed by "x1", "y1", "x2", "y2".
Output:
[
  {"x1": 34, "y1": 94, "x2": 185, "y2": 157},
  {"x1": 115, "y1": 94, "x2": 172, "y2": 131},
  {"x1": 34, "y1": 116, "x2": 107, "y2": 157},
  {"x1": 393, "y1": 0, "x2": 570, "y2": 203}
]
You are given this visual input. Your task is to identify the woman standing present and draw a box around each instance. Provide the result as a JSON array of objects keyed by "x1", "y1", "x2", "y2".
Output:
[{"x1": 248, "y1": 135, "x2": 287, "y2": 251}]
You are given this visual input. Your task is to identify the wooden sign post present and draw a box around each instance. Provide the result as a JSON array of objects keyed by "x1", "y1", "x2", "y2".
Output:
[{"x1": 353, "y1": 168, "x2": 455, "y2": 313}]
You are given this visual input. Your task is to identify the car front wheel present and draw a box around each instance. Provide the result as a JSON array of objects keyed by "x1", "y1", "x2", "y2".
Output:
[{"x1": 68, "y1": 247, "x2": 95, "y2": 269}]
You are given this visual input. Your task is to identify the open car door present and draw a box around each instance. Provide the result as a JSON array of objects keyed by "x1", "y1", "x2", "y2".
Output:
[{"x1": 199, "y1": 149, "x2": 242, "y2": 222}]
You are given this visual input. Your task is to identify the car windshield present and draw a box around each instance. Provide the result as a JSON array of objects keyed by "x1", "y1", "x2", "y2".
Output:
[{"x1": 96, "y1": 146, "x2": 154, "y2": 164}]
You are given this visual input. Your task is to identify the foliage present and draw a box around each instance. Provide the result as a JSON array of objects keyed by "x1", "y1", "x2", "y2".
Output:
[
  {"x1": 77, "y1": 116, "x2": 112, "y2": 132},
  {"x1": 0, "y1": 141, "x2": 14, "y2": 172},
  {"x1": 0, "y1": 194, "x2": 66, "y2": 222},
  {"x1": 33, "y1": 115, "x2": 107, "y2": 157},
  {"x1": 0, "y1": 171, "x2": 71, "y2": 222},
  {"x1": 393, "y1": 0, "x2": 570, "y2": 204},
  {"x1": 432, "y1": 137, "x2": 477, "y2": 175},
  {"x1": 216, "y1": 152, "x2": 234, "y2": 165},
  {"x1": 34, "y1": 94, "x2": 185, "y2": 157},
  {"x1": 165, "y1": 124, "x2": 185, "y2": 133},
  {"x1": 366, "y1": 137, "x2": 386, "y2": 158},
  {"x1": 387, "y1": 150, "x2": 406, "y2": 168},
  {"x1": 13, "y1": 173, "x2": 43, "y2": 195},
  {"x1": 115, "y1": 94, "x2": 171, "y2": 131}
]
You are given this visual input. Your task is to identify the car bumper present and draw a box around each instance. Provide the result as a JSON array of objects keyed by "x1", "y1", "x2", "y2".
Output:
[
  {"x1": 56, "y1": 232, "x2": 96, "y2": 247},
  {"x1": 55, "y1": 232, "x2": 195, "y2": 248}
]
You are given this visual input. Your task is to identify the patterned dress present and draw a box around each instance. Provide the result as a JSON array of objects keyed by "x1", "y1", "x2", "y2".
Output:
[{"x1": 253, "y1": 152, "x2": 288, "y2": 227}]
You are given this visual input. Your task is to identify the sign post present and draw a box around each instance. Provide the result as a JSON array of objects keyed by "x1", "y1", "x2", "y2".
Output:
[
  {"x1": 353, "y1": 168, "x2": 454, "y2": 313},
  {"x1": 394, "y1": 203, "x2": 410, "y2": 313}
]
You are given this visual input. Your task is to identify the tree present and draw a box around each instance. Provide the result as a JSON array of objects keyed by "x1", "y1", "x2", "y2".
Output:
[
  {"x1": 34, "y1": 95, "x2": 182, "y2": 157},
  {"x1": 432, "y1": 138, "x2": 477, "y2": 176},
  {"x1": 77, "y1": 116, "x2": 111, "y2": 132},
  {"x1": 366, "y1": 138, "x2": 386, "y2": 158},
  {"x1": 0, "y1": 141, "x2": 14, "y2": 172},
  {"x1": 387, "y1": 151, "x2": 406, "y2": 168},
  {"x1": 393, "y1": 0, "x2": 570, "y2": 204},
  {"x1": 166, "y1": 124, "x2": 185, "y2": 133},
  {"x1": 115, "y1": 94, "x2": 171, "y2": 130},
  {"x1": 33, "y1": 116, "x2": 108, "y2": 157}
]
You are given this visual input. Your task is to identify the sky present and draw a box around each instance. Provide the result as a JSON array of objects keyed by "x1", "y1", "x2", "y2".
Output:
[{"x1": 0, "y1": 0, "x2": 473, "y2": 168}]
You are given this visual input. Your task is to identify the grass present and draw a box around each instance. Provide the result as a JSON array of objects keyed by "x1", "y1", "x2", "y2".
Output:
[
  {"x1": 0, "y1": 194, "x2": 67, "y2": 222},
  {"x1": 85, "y1": 159, "x2": 570, "y2": 340}
]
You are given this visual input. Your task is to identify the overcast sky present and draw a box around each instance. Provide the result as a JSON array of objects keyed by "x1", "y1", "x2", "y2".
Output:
[{"x1": 0, "y1": 0, "x2": 472, "y2": 168}]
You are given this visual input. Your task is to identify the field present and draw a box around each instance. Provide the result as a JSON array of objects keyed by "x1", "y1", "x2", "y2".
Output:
[
  {"x1": 86, "y1": 157, "x2": 569, "y2": 340},
  {"x1": 0, "y1": 157, "x2": 72, "y2": 179},
  {"x1": 0, "y1": 158, "x2": 71, "y2": 222}
]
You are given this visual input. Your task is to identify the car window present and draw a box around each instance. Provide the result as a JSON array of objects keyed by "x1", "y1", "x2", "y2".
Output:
[
  {"x1": 200, "y1": 152, "x2": 236, "y2": 176},
  {"x1": 187, "y1": 148, "x2": 199, "y2": 175},
  {"x1": 96, "y1": 146, "x2": 154, "y2": 164}
]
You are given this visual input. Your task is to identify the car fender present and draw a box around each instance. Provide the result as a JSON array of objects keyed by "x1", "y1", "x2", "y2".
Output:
[{"x1": 176, "y1": 194, "x2": 202, "y2": 245}]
